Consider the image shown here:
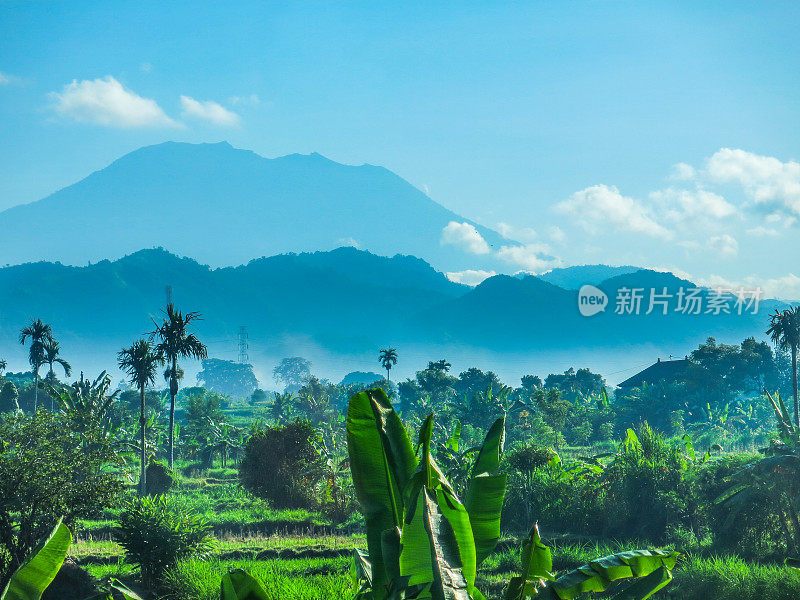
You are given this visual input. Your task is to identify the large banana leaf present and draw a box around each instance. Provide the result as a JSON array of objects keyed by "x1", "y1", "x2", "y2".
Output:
[
  {"x1": 347, "y1": 389, "x2": 417, "y2": 600},
  {"x1": 504, "y1": 524, "x2": 555, "y2": 600},
  {"x1": 0, "y1": 519, "x2": 71, "y2": 600},
  {"x1": 220, "y1": 569, "x2": 269, "y2": 600},
  {"x1": 548, "y1": 549, "x2": 679, "y2": 599},
  {"x1": 398, "y1": 415, "x2": 478, "y2": 599},
  {"x1": 464, "y1": 417, "x2": 506, "y2": 566}
]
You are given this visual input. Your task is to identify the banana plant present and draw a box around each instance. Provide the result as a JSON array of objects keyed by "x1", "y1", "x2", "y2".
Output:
[
  {"x1": 0, "y1": 518, "x2": 140, "y2": 600},
  {"x1": 347, "y1": 388, "x2": 506, "y2": 600},
  {"x1": 0, "y1": 519, "x2": 71, "y2": 600},
  {"x1": 220, "y1": 569, "x2": 269, "y2": 600},
  {"x1": 504, "y1": 524, "x2": 679, "y2": 600}
]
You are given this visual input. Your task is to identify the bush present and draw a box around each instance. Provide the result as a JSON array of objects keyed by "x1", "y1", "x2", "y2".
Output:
[
  {"x1": 145, "y1": 459, "x2": 175, "y2": 496},
  {"x1": 239, "y1": 420, "x2": 322, "y2": 509},
  {"x1": 0, "y1": 410, "x2": 123, "y2": 585},
  {"x1": 114, "y1": 495, "x2": 214, "y2": 588}
]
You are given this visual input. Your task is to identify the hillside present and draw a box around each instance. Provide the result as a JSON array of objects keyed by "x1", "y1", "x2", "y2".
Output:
[{"x1": 0, "y1": 248, "x2": 782, "y2": 384}]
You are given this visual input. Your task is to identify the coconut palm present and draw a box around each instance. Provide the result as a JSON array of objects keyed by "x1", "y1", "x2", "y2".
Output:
[
  {"x1": 150, "y1": 303, "x2": 207, "y2": 468},
  {"x1": 378, "y1": 347, "x2": 398, "y2": 383},
  {"x1": 118, "y1": 339, "x2": 164, "y2": 495},
  {"x1": 0, "y1": 359, "x2": 6, "y2": 375},
  {"x1": 768, "y1": 306, "x2": 800, "y2": 425},
  {"x1": 18, "y1": 318, "x2": 53, "y2": 411}
]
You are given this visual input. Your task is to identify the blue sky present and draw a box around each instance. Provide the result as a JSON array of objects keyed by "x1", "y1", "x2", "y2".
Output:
[{"x1": 2, "y1": 2, "x2": 800, "y2": 296}]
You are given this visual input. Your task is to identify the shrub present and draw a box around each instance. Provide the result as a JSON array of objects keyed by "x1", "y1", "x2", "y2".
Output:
[
  {"x1": 114, "y1": 495, "x2": 214, "y2": 588},
  {"x1": 145, "y1": 459, "x2": 175, "y2": 496},
  {"x1": 239, "y1": 420, "x2": 322, "y2": 509},
  {"x1": 0, "y1": 410, "x2": 123, "y2": 585}
]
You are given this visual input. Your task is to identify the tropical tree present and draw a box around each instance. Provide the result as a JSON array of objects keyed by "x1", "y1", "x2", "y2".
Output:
[
  {"x1": 42, "y1": 338, "x2": 71, "y2": 384},
  {"x1": 768, "y1": 306, "x2": 800, "y2": 425},
  {"x1": 18, "y1": 318, "x2": 53, "y2": 412},
  {"x1": 378, "y1": 347, "x2": 398, "y2": 383},
  {"x1": 0, "y1": 359, "x2": 6, "y2": 375},
  {"x1": 118, "y1": 339, "x2": 164, "y2": 496},
  {"x1": 150, "y1": 303, "x2": 207, "y2": 468},
  {"x1": 267, "y1": 391, "x2": 294, "y2": 424}
]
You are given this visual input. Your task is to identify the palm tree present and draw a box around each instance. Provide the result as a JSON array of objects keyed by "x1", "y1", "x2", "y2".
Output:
[
  {"x1": 19, "y1": 318, "x2": 53, "y2": 411},
  {"x1": 379, "y1": 347, "x2": 398, "y2": 383},
  {"x1": 42, "y1": 339, "x2": 71, "y2": 382},
  {"x1": 150, "y1": 303, "x2": 207, "y2": 468},
  {"x1": 768, "y1": 306, "x2": 800, "y2": 425},
  {"x1": 118, "y1": 339, "x2": 164, "y2": 496},
  {"x1": 0, "y1": 359, "x2": 6, "y2": 375}
]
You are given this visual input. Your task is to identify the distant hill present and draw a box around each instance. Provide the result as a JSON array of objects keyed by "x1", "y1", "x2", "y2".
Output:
[
  {"x1": 538, "y1": 265, "x2": 641, "y2": 289},
  {"x1": 0, "y1": 248, "x2": 783, "y2": 385},
  {"x1": 0, "y1": 141, "x2": 512, "y2": 272}
]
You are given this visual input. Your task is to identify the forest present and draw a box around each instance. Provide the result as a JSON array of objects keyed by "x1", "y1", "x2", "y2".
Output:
[{"x1": 1, "y1": 304, "x2": 800, "y2": 600}]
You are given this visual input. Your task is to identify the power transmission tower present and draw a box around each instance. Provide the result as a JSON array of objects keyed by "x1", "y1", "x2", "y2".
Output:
[{"x1": 238, "y1": 326, "x2": 249, "y2": 364}]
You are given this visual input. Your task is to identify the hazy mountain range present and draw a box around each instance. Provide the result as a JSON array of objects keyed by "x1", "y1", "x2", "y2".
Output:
[
  {"x1": 0, "y1": 248, "x2": 782, "y2": 385},
  {"x1": 0, "y1": 141, "x2": 513, "y2": 272}
]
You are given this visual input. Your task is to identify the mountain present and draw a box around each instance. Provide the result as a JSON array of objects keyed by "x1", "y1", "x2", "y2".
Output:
[
  {"x1": 0, "y1": 248, "x2": 783, "y2": 385},
  {"x1": 0, "y1": 141, "x2": 512, "y2": 272},
  {"x1": 538, "y1": 265, "x2": 641, "y2": 289}
]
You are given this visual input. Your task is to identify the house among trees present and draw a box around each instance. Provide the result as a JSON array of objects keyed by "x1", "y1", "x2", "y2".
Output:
[{"x1": 617, "y1": 357, "x2": 690, "y2": 388}]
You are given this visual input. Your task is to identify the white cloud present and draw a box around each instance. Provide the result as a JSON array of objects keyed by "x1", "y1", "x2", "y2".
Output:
[
  {"x1": 336, "y1": 237, "x2": 361, "y2": 248},
  {"x1": 746, "y1": 226, "x2": 780, "y2": 237},
  {"x1": 695, "y1": 272, "x2": 800, "y2": 302},
  {"x1": 140, "y1": 62, "x2": 153, "y2": 73},
  {"x1": 707, "y1": 234, "x2": 739, "y2": 258},
  {"x1": 446, "y1": 269, "x2": 496, "y2": 286},
  {"x1": 50, "y1": 76, "x2": 177, "y2": 128},
  {"x1": 670, "y1": 162, "x2": 696, "y2": 181},
  {"x1": 229, "y1": 94, "x2": 261, "y2": 106},
  {"x1": 706, "y1": 148, "x2": 800, "y2": 217},
  {"x1": 0, "y1": 71, "x2": 20, "y2": 85},
  {"x1": 496, "y1": 222, "x2": 538, "y2": 242},
  {"x1": 556, "y1": 184, "x2": 673, "y2": 239},
  {"x1": 180, "y1": 95, "x2": 240, "y2": 126},
  {"x1": 496, "y1": 243, "x2": 561, "y2": 272},
  {"x1": 650, "y1": 187, "x2": 737, "y2": 223},
  {"x1": 548, "y1": 225, "x2": 566, "y2": 244},
  {"x1": 440, "y1": 221, "x2": 491, "y2": 255}
]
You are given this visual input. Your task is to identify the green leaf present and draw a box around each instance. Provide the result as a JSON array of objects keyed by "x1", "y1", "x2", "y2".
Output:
[
  {"x1": 347, "y1": 389, "x2": 418, "y2": 600},
  {"x1": 609, "y1": 566, "x2": 673, "y2": 600},
  {"x1": 0, "y1": 519, "x2": 71, "y2": 600},
  {"x1": 503, "y1": 524, "x2": 554, "y2": 600},
  {"x1": 465, "y1": 417, "x2": 506, "y2": 566},
  {"x1": 399, "y1": 488, "x2": 472, "y2": 600},
  {"x1": 549, "y1": 549, "x2": 679, "y2": 600},
  {"x1": 220, "y1": 569, "x2": 270, "y2": 600},
  {"x1": 470, "y1": 417, "x2": 505, "y2": 476}
]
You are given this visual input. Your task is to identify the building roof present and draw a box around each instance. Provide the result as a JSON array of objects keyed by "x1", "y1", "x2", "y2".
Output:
[{"x1": 617, "y1": 358, "x2": 690, "y2": 388}]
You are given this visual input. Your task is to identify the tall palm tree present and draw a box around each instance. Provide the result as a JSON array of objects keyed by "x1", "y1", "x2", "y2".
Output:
[
  {"x1": 768, "y1": 306, "x2": 800, "y2": 425},
  {"x1": 19, "y1": 318, "x2": 53, "y2": 411},
  {"x1": 150, "y1": 303, "x2": 207, "y2": 468},
  {"x1": 118, "y1": 339, "x2": 164, "y2": 496},
  {"x1": 379, "y1": 347, "x2": 398, "y2": 383},
  {"x1": 0, "y1": 359, "x2": 6, "y2": 375},
  {"x1": 42, "y1": 339, "x2": 71, "y2": 383}
]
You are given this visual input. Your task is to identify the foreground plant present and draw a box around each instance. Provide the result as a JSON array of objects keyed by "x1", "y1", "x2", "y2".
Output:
[
  {"x1": 347, "y1": 388, "x2": 678, "y2": 600},
  {"x1": 505, "y1": 524, "x2": 679, "y2": 600},
  {"x1": 347, "y1": 387, "x2": 505, "y2": 600},
  {"x1": 115, "y1": 495, "x2": 214, "y2": 588}
]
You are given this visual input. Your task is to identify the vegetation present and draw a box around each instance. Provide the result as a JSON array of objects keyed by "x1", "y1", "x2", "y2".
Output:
[{"x1": 1, "y1": 307, "x2": 800, "y2": 598}]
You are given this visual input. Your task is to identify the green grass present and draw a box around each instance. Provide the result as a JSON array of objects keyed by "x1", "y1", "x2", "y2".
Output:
[{"x1": 161, "y1": 557, "x2": 352, "y2": 600}]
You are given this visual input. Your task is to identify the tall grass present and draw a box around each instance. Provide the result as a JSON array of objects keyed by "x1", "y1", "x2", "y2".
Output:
[{"x1": 162, "y1": 557, "x2": 351, "y2": 600}]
